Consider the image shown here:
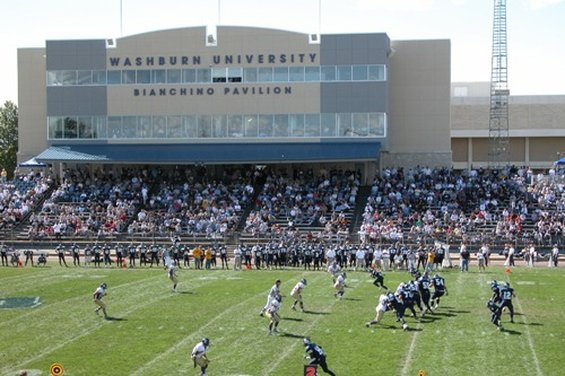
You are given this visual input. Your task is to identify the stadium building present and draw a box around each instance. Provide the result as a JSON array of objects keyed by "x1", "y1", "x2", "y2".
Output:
[{"x1": 17, "y1": 26, "x2": 452, "y2": 183}]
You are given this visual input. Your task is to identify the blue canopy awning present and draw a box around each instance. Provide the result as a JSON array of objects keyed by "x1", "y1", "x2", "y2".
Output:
[{"x1": 35, "y1": 140, "x2": 381, "y2": 164}]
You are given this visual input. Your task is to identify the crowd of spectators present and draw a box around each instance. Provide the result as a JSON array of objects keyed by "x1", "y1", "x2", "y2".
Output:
[
  {"x1": 126, "y1": 167, "x2": 254, "y2": 238},
  {"x1": 244, "y1": 168, "x2": 359, "y2": 239},
  {"x1": 0, "y1": 171, "x2": 52, "y2": 232}
]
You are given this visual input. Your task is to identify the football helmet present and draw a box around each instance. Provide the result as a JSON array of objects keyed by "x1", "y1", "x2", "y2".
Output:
[
  {"x1": 301, "y1": 279, "x2": 307, "y2": 285},
  {"x1": 202, "y1": 338, "x2": 210, "y2": 347},
  {"x1": 100, "y1": 283, "x2": 107, "y2": 289},
  {"x1": 303, "y1": 337, "x2": 311, "y2": 346}
]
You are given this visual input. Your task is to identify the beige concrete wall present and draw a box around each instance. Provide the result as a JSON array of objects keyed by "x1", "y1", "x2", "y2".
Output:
[
  {"x1": 387, "y1": 39, "x2": 451, "y2": 167},
  {"x1": 17, "y1": 48, "x2": 48, "y2": 163}
]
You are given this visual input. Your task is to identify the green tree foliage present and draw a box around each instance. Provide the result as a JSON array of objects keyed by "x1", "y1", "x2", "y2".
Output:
[{"x1": 0, "y1": 101, "x2": 18, "y2": 180}]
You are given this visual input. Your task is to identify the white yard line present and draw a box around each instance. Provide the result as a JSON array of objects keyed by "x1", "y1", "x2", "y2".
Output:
[
  {"x1": 400, "y1": 328, "x2": 420, "y2": 376},
  {"x1": 512, "y1": 290, "x2": 544, "y2": 376}
]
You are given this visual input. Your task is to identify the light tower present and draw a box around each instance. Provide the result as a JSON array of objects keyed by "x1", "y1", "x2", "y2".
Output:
[{"x1": 488, "y1": 0, "x2": 510, "y2": 167}]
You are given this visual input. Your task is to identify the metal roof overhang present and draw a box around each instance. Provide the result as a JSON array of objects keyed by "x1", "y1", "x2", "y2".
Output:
[{"x1": 35, "y1": 140, "x2": 381, "y2": 164}]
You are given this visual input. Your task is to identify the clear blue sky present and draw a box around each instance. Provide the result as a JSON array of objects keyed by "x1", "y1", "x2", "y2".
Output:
[{"x1": 2, "y1": 0, "x2": 564, "y2": 105}]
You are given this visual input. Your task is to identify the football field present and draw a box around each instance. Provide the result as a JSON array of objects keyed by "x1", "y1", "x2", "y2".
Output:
[{"x1": 1, "y1": 264, "x2": 564, "y2": 376}]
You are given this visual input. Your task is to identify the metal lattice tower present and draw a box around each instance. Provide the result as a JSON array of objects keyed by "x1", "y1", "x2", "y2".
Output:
[{"x1": 488, "y1": 0, "x2": 510, "y2": 167}]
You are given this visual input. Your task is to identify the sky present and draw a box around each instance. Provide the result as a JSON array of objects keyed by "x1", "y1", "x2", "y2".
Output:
[{"x1": 1, "y1": 0, "x2": 564, "y2": 105}]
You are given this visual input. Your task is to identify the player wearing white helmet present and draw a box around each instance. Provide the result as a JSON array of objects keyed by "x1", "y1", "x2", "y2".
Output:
[
  {"x1": 191, "y1": 338, "x2": 210, "y2": 376},
  {"x1": 93, "y1": 282, "x2": 108, "y2": 318},
  {"x1": 290, "y1": 279, "x2": 307, "y2": 312},
  {"x1": 260, "y1": 279, "x2": 281, "y2": 316},
  {"x1": 168, "y1": 260, "x2": 178, "y2": 292},
  {"x1": 266, "y1": 294, "x2": 282, "y2": 335},
  {"x1": 334, "y1": 272, "x2": 346, "y2": 299}
]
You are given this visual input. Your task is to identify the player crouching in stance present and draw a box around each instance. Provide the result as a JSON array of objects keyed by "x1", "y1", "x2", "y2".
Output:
[
  {"x1": 168, "y1": 261, "x2": 178, "y2": 292},
  {"x1": 191, "y1": 338, "x2": 210, "y2": 376},
  {"x1": 303, "y1": 337, "x2": 337, "y2": 376},
  {"x1": 291, "y1": 279, "x2": 307, "y2": 312},
  {"x1": 334, "y1": 272, "x2": 346, "y2": 299},
  {"x1": 266, "y1": 294, "x2": 282, "y2": 335},
  {"x1": 487, "y1": 299, "x2": 503, "y2": 331},
  {"x1": 93, "y1": 282, "x2": 108, "y2": 319}
]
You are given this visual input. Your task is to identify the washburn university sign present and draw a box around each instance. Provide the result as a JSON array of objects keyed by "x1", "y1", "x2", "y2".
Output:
[{"x1": 108, "y1": 53, "x2": 318, "y2": 67}]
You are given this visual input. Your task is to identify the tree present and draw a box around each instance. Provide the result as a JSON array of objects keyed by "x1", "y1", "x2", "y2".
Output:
[{"x1": 0, "y1": 101, "x2": 18, "y2": 180}]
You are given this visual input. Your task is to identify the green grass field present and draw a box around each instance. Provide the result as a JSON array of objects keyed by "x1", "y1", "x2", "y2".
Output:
[{"x1": 1, "y1": 264, "x2": 564, "y2": 376}]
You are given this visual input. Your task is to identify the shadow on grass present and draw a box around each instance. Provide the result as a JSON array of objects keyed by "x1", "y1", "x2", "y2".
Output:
[
  {"x1": 405, "y1": 327, "x2": 423, "y2": 332},
  {"x1": 446, "y1": 309, "x2": 470, "y2": 314},
  {"x1": 279, "y1": 331, "x2": 305, "y2": 339},
  {"x1": 303, "y1": 310, "x2": 329, "y2": 315},
  {"x1": 176, "y1": 291, "x2": 193, "y2": 295},
  {"x1": 282, "y1": 317, "x2": 303, "y2": 322},
  {"x1": 105, "y1": 316, "x2": 126, "y2": 321},
  {"x1": 431, "y1": 312, "x2": 457, "y2": 317},
  {"x1": 501, "y1": 328, "x2": 521, "y2": 335},
  {"x1": 343, "y1": 297, "x2": 361, "y2": 301},
  {"x1": 517, "y1": 322, "x2": 543, "y2": 326}
]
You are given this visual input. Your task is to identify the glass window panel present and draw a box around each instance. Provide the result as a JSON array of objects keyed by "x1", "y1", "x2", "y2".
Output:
[
  {"x1": 304, "y1": 114, "x2": 320, "y2": 137},
  {"x1": 353, "y1": 113, "x2": 369, "y2": 136},
  {"x1": 48, "y1": 117, "x2": 64, "y2": 139},
  {"x1": 121, "y1": 116, "x2": 136, "y2": 138},
  {"x1": 167, "y1": 116, "x2": 183, "y2": 138},
  {"x1": 198, "y1": 115, "x2": 212, "y2": 137},
  {"x1": 212, "y1": 115, "x2": 227, "y2": 137},
  {"x1": 228, "y1": 68, "x2": 242, "y2": 83},
  {"x1": 258, "y1": 115, "x2": 273, "y2": 137},
  {"x1": 227, "y1": 115, "x2": 244, "y2": 137},
  {"x1": 63, "y1": 116, "x2": 78, "y2": 138},
  {"x1": 77, "y1": 71, "x2": 92, "y2": 85},
  {"x1": 184, "y1": 116, "x2": 198, "y2": 138},
  {"x1": 108, "y1": 116, "x2": 122, "y2": 138},
  {"x1": 212, "y1": 68, "x2": 227, "y2": 83},
  {"x1": 337, "y1": 113, "x2": 352, "y2": 136},
  {"x1": 196, "y1": 69, "x2": 211, "y2": 83},
  {"x1": 321, "y1": 66, "x2": 336, "y2": 81},
  {"x1": 289, "y1": 114, "x2": 304, "y2": 137},
  {"x1": 137, "y1": 116, "x2": 152, "y2": 138},
  {"x1": 122, "y1": 70, "x2": 136, "y2": 84},
  {"x1": 153, "y1": 116, "x2": 167, "y2": 138},
  {"x1": 244, "y1": 115, "x2": 257, "y2": 137},
  {"x1": 257, "y1": 68, "x2": 272, "y2": 82},
  {"x1": 60, "y1": 71, "x2": 76, "y2": 85},
  {"x1": 368, "y1": 65, "x2": 385, "y2": 81},
  {"x1": 107, "y1": 71, "x2": 121, "y2": 85},
  {"x1": 273, "y1": 67, "x2": 288, "y2": 82},
  {"x1": 337, "y1": 66, "x2": 351, "y2": 81},
  {"x1": 92, "y1": 70, "x2": 106, "y2": 84},
  {"x1": 47, "y1": 71, "x2": 61, "y2": 86},
  {"x1": 305, "y1": 67, "x2": 320, "y2": 81},
  {"x1": 321, "y1": 113, "x2": 337, "y2": 137},
  {"x1": 369, "y1": 112, "x2": 386, "y2": 136},
  {"x1": 136, "y1": 70, "x2": 150, "y2": 84},
  {"x1": 243, "y1": 68, "x2": 257, "y2": 83},
  {"x1": 352, "y1": 65, "x2": 368, "y2": 81},
  {"x1": 93, "y1": 116, "x2": 105, "y2": 139},
  {"x1": 182, "y1": 69, "x2": 196, "y2": 83},
  {"x1": 289, "y1": 67, "x2": 304, "y2": 82},
  {"x1": 152, "y1": 69, "x2": 166, "y2": 84},
  {"x1": 167, "y1": 69, "x2": 181, "y2": 83},
  {"x1": 273, "y1": 115, "x2": 289, "y2": 137},
  {"x1": 78, "y1": 116, "x2": 94, "y2": 138}
]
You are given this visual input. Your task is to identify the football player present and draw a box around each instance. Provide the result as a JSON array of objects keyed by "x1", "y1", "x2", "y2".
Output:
[
  {"x1": 388, "y1": 291, "x2": 409, "y2": 330},
  {"x1": 499, "y1": 282, "x2": 515, "y2": 323},
  {"x1": 327, "y1": 262, "x2": 341, "y2": 284},
  {"x1": 93, "y1": 282, "x2": 108, "y2": 318},
  {"x1": 266, "y1": 294, "x2": 282, "y2": 335},
  {"x1": 290, "y1": 279, "x2": 307, "y2": 312},
  {"x1": 168, "y1": 261, "x2": 178, "y2": 292},
  {"x1": 303, "y1": 338, "x2": 337, "y2": 376},
  {"x1": 260, "y1": 279, "x2": 281, "y2": 316},
  {"x1": 368, "y1": 268, "x2": 388, "y2": 290},
  {"x1": 487, "y1": 299, "x2": 503, "y2": 330},
  {"x1": 365, "y1": 293, "x2": 390, "y2": 328},
  {"x1": 416, "y1": 271, "x2": 434, "y2": 316},
  {"x1": 431, "y1": 273, "x2": 448, "y2": 310},
  {"x1": 334, "y1": 272, "x2": 346, "y2": 299},
  {"x1": 191, "y1": 338, "x2": 210, "y2": 376}
]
